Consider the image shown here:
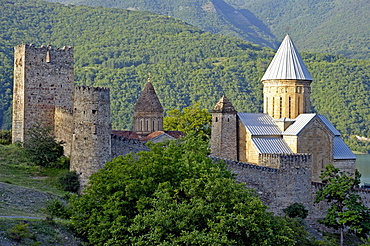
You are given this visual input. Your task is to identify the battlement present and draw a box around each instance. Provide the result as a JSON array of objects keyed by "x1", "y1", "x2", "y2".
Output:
[
  {"x1": 259, "y1": 153, "x2": 311, "y2": 170},
  {"x1": 16, "y1": 43, "x2": 73, "y2": 51},
  {"x1": 210, "y1": 156, "x2": 279, "y2": 173},
  {"x1": 75, "y1": 85, "x2": 110, "y2": 93}
]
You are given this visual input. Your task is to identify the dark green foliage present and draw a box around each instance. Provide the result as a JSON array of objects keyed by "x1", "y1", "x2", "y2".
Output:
[
  {"x1": 57, "y1": 170, "x2": 79, "y2": 192},
  {"x1": 283, "y1": 202, "x2": 309, "y2": 219},
  {"x1": 7, "y1": 222, "x2": 30, "y2": 242},
  {"x1": 229, "y1": 0, "x2": 370, "y2": 60},
  {"x1": 0, "y1": 129, "x2": 11, "y2": 145},
  {"x1": 45, "y1": 199, "x2": 72, "y2": 219},
  {"x1": 315, "y1": 165, "x2": 370, "y2": 246},
  {"x1": 53, "y1": 156, "x2": 71, "y2": 169},
  {"x1": 70, "y1": 134, "x2": 314, "y2": 245},
  {"x1": 1, "y1": 0, "x2": 370, "y2": 153},
  {"x1": 23, "y1": 124, "x2": 64, "y2": 167}
]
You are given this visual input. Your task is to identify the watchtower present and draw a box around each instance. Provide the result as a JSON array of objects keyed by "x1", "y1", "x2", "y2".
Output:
[
  {"x1": 12, "y1": 44, "x2": 74, "y2": 143},
  {"x1": 70, "y1": 86, "x2": 112, "y2": 190},
  {"x1": 210, "y1": 96, "x2": 238, "y2": 160}
]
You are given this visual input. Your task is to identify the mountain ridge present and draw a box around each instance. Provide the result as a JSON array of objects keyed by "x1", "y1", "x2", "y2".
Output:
[
  {"x1": 44, "y1": 0, "x2": 369, "y2": 60},
  {"x1": 1, "y1": 0, "x2": 370, "y2": 152}
]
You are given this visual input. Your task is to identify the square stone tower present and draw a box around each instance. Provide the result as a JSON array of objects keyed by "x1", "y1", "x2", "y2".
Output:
[{"x1": 12, "y1": 44, "x2": 74, "y2": 143}]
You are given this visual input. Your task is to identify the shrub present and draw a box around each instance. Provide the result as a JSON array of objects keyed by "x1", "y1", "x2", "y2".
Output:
[
  {"x1": 0, "y1": 129, "x2": 11, "y2": 145},
  {"x1": 57, "y1": 170, "x2": 79, "y2": 192},
  {"x1": 7, "y1": 222, "x2": 30, "y2": 242},
  {"x1": 23, "y1": 124, "x2": 64, "y2": 167},
  {"x1": 283, "y1": 202, "x2": 308, "y2": 219},
  {"x1": 45, "y1": 199, "x2": 71, "y2": 220},
  {"x1": 53, "y1": 156, "x2": 70, "y2": 169}
]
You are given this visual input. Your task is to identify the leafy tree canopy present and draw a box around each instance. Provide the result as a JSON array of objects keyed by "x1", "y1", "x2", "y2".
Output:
[
  {"x1": 23, "y1": 124, "x2": 64, "y2": 167},
  {"x1": 70, "y1": 134, "x2": 314, "y2": 245},
  {"x1": 164, "y1": 102, "x2": 212, "y2": 140},
  {"x1": 315, "y1": 165, "x2": 370, "y2": 245}
]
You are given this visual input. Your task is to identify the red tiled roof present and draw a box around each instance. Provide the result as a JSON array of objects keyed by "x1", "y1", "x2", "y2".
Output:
[
  {"x1": 164, "y1": 131, "x2": 185, "y2": 139},
  {"x1": 112, "y1": 130, "x2": 185, "y2": 141},
  {"x1": 111, "y1": 130, "x2": 139, "y2": 140}
]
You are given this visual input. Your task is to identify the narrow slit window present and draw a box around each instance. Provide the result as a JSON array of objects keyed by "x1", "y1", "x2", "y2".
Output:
[{"x1": 46, "y1": 51, "x2": 51, "y2": 63}]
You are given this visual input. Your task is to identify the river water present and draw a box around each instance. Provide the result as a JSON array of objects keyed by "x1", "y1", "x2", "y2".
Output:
[{"x1": 355, "y1": 154, "x2": 370, "y2": 184}]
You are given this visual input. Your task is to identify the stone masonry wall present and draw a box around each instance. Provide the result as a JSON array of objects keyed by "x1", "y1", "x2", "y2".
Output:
[
  {"x1": 210, "y1": 112, "x2": 237, "y2": 160},
  {"x1": 70, "y1": 86, "x2": 111, "y2": 191},
  {"x1": 111, "y1": 135, "x2": 149, "y2": 159},
  {"x1": 211, "y1": 153, "x2": 312, "y2": 216},
  {"x1": 54, "y1": 106, "x2": 73, "y2": 156},
  {"x1": 12, "y1": 44, "x2": 74, "y2": 143},
  {"x1": 263, "y1": 79, "x2": 311, "y2": 119}
]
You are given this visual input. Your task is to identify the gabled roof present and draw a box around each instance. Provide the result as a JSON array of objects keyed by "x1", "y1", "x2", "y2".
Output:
[
  {"x1": 333, "y1": 136, "x2": 356, "y2": 160},
  {"x1": 261, "y1": 34, "x2": 313, "y2": 81},
  {"x1": 212, "y1": 95, "x2": 237, "y2": 113},
  {"x1": 252, "y1": 138, "x2": 293, "y2": 154},
  {"x1": 134, "y1": 82, "x2": 164, "y2": 112},
  {"x1": 317, "y1": 115, "x2": 341, "y2": 136},
  {"x1": 238, "y1": 113, "x2": 282, "y2": 136},
  {"x1": 283, "y1": 114, "x2": 341, "y2": 136},
  {"x1": 283, "y1": 114, "x2": 316, "y2": 135},
  {"x1": 140, "y1": 131, "x2": 185, "y2": 142}
]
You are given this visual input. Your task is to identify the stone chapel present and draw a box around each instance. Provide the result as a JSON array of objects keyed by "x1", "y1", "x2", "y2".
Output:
[{"x1": 210, "y1": 34, "x2": 356, "y2": 182}]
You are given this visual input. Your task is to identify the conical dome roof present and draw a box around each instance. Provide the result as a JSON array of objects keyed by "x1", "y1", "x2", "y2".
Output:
[
  {"x1": 134, "y1": 82, "x2": 163, "y2": 112},
  {"x1": 212, "y1": 95, "x2": 237, "y2": 113},
  {"x1": 261, "y1": 35, "x2": 312, "y2": 81}
]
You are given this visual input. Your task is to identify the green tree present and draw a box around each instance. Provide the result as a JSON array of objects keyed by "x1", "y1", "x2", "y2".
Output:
[
  {"x1": 70, "y1": 134, "x2": 314, "y2": 245},
  {"x1": 283, "y1": 202, "x2": 309, "y2": 220},
  {"x1": 164, "y1": 102, "x2": 212, "y2": 140},
  {"x1": 23, "y1": 124, "x2": 64, "y2": 167},
  {"x1": 315, "y1": 164, "x2": 370, "y2": 246}
]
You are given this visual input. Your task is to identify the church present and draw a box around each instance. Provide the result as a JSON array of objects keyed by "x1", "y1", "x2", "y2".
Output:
[{"x1": 210, "y1": 34, "x2": 356, "y2": 182}]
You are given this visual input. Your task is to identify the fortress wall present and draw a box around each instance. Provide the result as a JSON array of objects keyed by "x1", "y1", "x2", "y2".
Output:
[
  {"x1": 70, "y1": 86, "x2": 111, "y2": 190},
  {"x1": 12, "y1": 44, "x2": 74, "y2": 143},
  {"x1": 211, "y1": 153, "x2": 312, "y2": 215},
  {"x1": 334, "y1": 159, "x2": 356, "y2": 175},
  {"x1": 54, "y1": 106, "x2": 73, "y2": 156},
  {"x1": 111, "y1": 135, "x2": 149, "y2": 159}
]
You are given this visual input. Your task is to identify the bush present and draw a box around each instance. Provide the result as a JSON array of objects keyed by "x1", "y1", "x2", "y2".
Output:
[
  {"x1": 283, "y1": 202, "x2": 309, "y2": 219},
  {"x1": 45, "y1": 199, "x2": 71, "y2": 220},
  {"x1": 53, "y1": 156, "x2": 70, "y2": 169},
  {"x1": 0, "y1": 129, "x2": 11, "y2": 145},
  {"x1": 57, "y1": 170, "x2": 79, "y2": 192},
  {"x1": 7, "y1": 222, "x2": 30, "y2": 242},
  {"x1": 23, "y1": 124, "x2": 64, "y2": 167}
]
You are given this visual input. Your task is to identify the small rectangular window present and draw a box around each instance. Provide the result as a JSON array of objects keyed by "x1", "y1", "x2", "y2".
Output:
[{"x1": 46, "y1": 51, "x2": 51, "y2": 63}]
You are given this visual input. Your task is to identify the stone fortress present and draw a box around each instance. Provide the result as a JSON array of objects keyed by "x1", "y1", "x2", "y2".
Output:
[
  {"x1": 12, "y1": 43, "x2": 183, "y2": 189},
  {"x1": 11, "y1": 35, "x2": 370, "y2": 220}
]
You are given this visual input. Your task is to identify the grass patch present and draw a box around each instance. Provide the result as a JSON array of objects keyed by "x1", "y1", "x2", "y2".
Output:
[
  {"x1": 0, "y1": 144, "x2": 67, "y2": 196},
  {"x1": 0, "y1": 218, "x2": 82, "y2": 246}
]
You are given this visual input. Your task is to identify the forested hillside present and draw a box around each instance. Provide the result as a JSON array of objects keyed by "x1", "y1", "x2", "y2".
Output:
[
  {"x1": 1, "y1": 0, "x2": 370, "y2": 151},
  {"x1": 44, "y1": 0, "x2": 370, "y2": 60},
  {"x1": 227, "y1": 0, "x2": 370, "y2": 60},
  {"x1": 44, "y1": 0, "x2": 278, "y2": 49}
]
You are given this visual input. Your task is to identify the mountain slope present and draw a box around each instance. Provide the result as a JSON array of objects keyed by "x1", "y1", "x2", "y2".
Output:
[
  {"x1": 227, "y1": 0, "x2": 370, "y2": 60},
  {"x1": 1, "y1": 0, "x2": 370, "y2": 152},
  {"x1": 45, "y1": 0, "x2": 370, "y2": 60},
  {"x1": 44, "y1": 0, "x2": 278, "y2": 48}
]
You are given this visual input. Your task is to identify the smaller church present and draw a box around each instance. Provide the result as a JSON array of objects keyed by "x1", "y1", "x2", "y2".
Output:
[{"x1": 210, "y1": 34, "x2": 356, "y2": 182}]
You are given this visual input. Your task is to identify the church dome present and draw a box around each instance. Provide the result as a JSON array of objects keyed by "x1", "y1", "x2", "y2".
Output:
[
  {"x1": 134, "y1": 82, "x2": 163, "y2": 113},
  {"x1": 261, "y1": 35, "x2": 312, "y2": 81}
]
